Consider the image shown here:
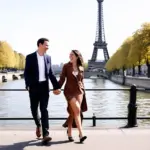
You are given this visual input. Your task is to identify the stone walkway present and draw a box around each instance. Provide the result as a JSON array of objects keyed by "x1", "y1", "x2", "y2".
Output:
[{"x1": 0, "y1": 128, "x2": 150, "y2": 150}]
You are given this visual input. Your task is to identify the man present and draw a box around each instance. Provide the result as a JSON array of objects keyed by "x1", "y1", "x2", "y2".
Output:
[{"x1": 24, "y1": 38, "x2": 61, "y2": 143}]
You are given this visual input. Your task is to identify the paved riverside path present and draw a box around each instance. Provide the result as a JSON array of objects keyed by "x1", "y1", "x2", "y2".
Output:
[{"x1": 0, "y1": 127, "x2": 150, "y2": 150}]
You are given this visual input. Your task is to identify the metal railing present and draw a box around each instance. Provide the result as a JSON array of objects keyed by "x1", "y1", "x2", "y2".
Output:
[{"x1": 0, "y1": 84, "x2": 150, "y2": 128}]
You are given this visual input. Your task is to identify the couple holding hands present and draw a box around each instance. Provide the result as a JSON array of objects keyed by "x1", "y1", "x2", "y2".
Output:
[{"x1": 24, "y1": 38, "x2": 87, "y2": 144}]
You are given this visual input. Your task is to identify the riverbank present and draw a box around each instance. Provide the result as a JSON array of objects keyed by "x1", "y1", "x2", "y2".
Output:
[
  {"x1": 111, "y1": 75, "x2": 150, "y2": 89},
  {"x1": 0, "y1": 72, "x2": 23, "y2": 83}
]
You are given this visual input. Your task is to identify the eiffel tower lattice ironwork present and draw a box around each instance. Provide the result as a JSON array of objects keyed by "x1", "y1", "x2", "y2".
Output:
[{"x1": 88, "y1": 0, "x2": 109, "y2": 72}]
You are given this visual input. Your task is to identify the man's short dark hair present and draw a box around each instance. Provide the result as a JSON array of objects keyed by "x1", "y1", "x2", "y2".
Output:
[{"x1": 37, "y1": 38, "x2": 49, "y2": 47}]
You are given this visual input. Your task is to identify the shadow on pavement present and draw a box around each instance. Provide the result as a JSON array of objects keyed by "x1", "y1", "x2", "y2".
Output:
[{"x1": 0, "y1": 139, "x2": 70, "y2": 150}]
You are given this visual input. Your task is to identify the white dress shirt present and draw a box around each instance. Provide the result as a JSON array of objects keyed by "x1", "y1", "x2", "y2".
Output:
[{"x1": 36, "y1": 52, "x2": 46, "y2": 82}]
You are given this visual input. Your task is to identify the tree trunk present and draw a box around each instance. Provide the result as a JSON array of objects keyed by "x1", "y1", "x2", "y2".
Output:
[
  {"x1": 138, "y1": 65, "x2": 141, "y2": 75},
  {"x1": 122, "y1": 67, "x2": 125, "y2": 77},
  {"x1": 122, "y1": 67, "x2": 125, "y2": 85},
  {"x1": 147, "y1": 65, "x2": 150, "y2": 78},
  {"x1": 146, "y1": 60, "x2": 150, "y2": 78},
  {"x1": 117, "y1": 69, "x2": 119, "y2": 75},
  {"x1": 132, "y1": 65, "x2": 135, "y2": 76}
]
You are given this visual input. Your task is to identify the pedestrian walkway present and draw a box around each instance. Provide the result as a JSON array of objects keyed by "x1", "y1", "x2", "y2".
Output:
[{"x1": 0, "y1": 127, "x2": 150, "y2": 150}]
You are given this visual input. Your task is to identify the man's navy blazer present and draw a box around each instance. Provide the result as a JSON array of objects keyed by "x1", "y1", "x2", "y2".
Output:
[{"x1": 24, "y1": 52, "x2": 60, "y2": 90}]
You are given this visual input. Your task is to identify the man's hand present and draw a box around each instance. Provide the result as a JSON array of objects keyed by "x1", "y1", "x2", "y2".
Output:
[{"x1": 53, "y1": 89, "x2": 61, "y2": 95}]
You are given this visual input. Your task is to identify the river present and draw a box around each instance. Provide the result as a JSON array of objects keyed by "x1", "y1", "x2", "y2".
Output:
[{"x1": 0, "y1": 78, "x2": 150, "y2": 128}]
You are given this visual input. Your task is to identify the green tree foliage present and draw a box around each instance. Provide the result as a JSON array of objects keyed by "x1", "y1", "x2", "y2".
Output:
[
  {"x1": 0, "y1": 41, "x2": 13, "y2": 68},
  {"x1": 13, "y1": 51, "x2": 20, "y2": 69},
  {"x1": 115, "y1": 37, "x2": 133, "y2": 70},
  {"x1": 18, "y1": 53, "x2": 25, "y2": 69},
  {"x1": 105, "y1": 51, "x2": 118, "y2": 71},
  {"x1": 0, "y1": 41, "x2": 25, "y2": 69},
  {"x1": 140, "y1": 23, "x2": 150, "y2": 62},
  {"x1": 128, "y1": 29, "x2": 146, "y2": 67},
  {"x1": 105, "y1": 22, "x2": 150, "y2": 72},
  {"x1": 83, "y1": 62, "x2": 88, "y2": 70}
]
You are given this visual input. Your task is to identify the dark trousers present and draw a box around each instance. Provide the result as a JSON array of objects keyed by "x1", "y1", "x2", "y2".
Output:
[{"x1": 29, "y1": 81, "x2": 49, "y2": 137}]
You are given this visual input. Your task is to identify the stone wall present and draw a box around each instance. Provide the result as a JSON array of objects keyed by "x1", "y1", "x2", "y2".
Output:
[{"x1": 111, "y1": 75, "x2": 150, "y2": 88}]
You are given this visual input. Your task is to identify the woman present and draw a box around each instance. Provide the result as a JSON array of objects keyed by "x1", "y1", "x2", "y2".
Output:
[{"x1": 58, "y1": 50, "x2": 87, "y2": 143}]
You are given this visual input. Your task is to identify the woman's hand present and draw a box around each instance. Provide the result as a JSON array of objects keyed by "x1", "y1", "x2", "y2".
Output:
[{"x1": 53, "y1": 89, "x2": 61, "y2": 95}]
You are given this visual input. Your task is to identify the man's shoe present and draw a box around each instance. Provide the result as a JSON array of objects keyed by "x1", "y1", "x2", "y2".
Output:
[
  {"x1": 42, "y1": 136, "x2": 52, "y2": 144},
  {"x1": 36, "y1": 127, "x2": 41, "y2": 138}
]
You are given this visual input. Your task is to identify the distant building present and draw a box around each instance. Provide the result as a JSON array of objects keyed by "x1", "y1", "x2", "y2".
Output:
[{"x1": 52, "y1": 63, "x2": 64, "y2": 73}]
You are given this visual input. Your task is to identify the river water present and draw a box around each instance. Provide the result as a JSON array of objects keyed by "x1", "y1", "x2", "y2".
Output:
[{"x1": 0, "y1": 78, "x2": 150, "y2": 128}]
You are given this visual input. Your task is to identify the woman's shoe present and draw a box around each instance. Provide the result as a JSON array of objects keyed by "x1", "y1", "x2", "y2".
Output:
[
  {"x1": 68, "y1": 136, "x2": 74, "y2": 142},
  {"x1": 67, "y1": 129, "x2": 74, "y2": 142},
  {"x1": 80, "y1": 136, "x2": 87, "y2": 143}
]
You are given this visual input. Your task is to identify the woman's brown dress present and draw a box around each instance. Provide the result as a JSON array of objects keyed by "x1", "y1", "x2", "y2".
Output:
[{"x1": 58, "y1": 62, "x2": 88, "y2": 127}]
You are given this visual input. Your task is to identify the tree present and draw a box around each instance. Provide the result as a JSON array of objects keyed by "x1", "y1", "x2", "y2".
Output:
[
  {"x1": 140, "y1": 23, "x2": 150, "y2": 77},
  {"x1": 116, "y1": 37, "x2": 133, "y2": 72},
  {"x1": 106, "y1": 22, "x2": 150, "y2": 77},
  {"x1": 13, "y1": 51, "x2": 20, "y2": 69},
  {"x1": 18, "y1": 53, "x2": 25, "y2": 69},
  {"x1": 105, "y1": 51, "x2": 118, "y2": 72},
  {"x1": 0, "y1": 41, "x2": 26, "y2": 70},
  {"x1": 128, "y1": 23, "x2": 150, "y2": 75},
  {"x1": 83, "y1": 62, "x2": 88, "y2": 70},
  {"x1": 0, "y1": 41, "x2": 15, "y2": 68}
]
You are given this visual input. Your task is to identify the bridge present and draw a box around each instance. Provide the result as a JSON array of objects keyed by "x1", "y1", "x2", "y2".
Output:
[
  {"x1": 54, "y1": 70, "x2": 109, "y2": 79},
  {"x1": 53, "y1": 60, "x2": 109, "y2": 79},
  {"x1": 85, "y1": 61, "x2": 109, "y2": 78},
  {"x1": 84, "y1": 71, "x2": 108, "y2": 78}
]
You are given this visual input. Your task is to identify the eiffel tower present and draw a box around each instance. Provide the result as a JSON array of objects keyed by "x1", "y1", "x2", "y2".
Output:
[{"x1": 88, "y1": 0, "x2": 109, "y2": 72}]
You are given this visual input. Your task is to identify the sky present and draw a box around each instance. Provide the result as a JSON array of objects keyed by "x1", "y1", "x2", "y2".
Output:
[{"x1": 0, "y1": 0, "x2": 150, "y2": 64}]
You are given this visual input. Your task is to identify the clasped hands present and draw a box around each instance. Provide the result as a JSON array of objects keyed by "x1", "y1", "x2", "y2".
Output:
[
  {"x1": 53, "y1": 89, "x2": 61, "y2": 95},
  {"x1": 26, "y1": 86, "x2": 61, "y2": 95}
]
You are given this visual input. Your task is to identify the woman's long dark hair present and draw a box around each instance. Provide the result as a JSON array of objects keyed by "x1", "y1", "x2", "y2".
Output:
[{"x1": 72, "y1": 50, "x2": 84, "y2": 71}]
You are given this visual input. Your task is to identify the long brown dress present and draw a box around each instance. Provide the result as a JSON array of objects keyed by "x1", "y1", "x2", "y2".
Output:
[{"x1": 58, "y1": 62, "x2": 88, "y2": 127}]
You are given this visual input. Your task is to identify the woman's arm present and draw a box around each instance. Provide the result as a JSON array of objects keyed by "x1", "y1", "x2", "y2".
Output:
[{"x1": 58, "y1": 64, "x2": 67, "y2": 88}]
